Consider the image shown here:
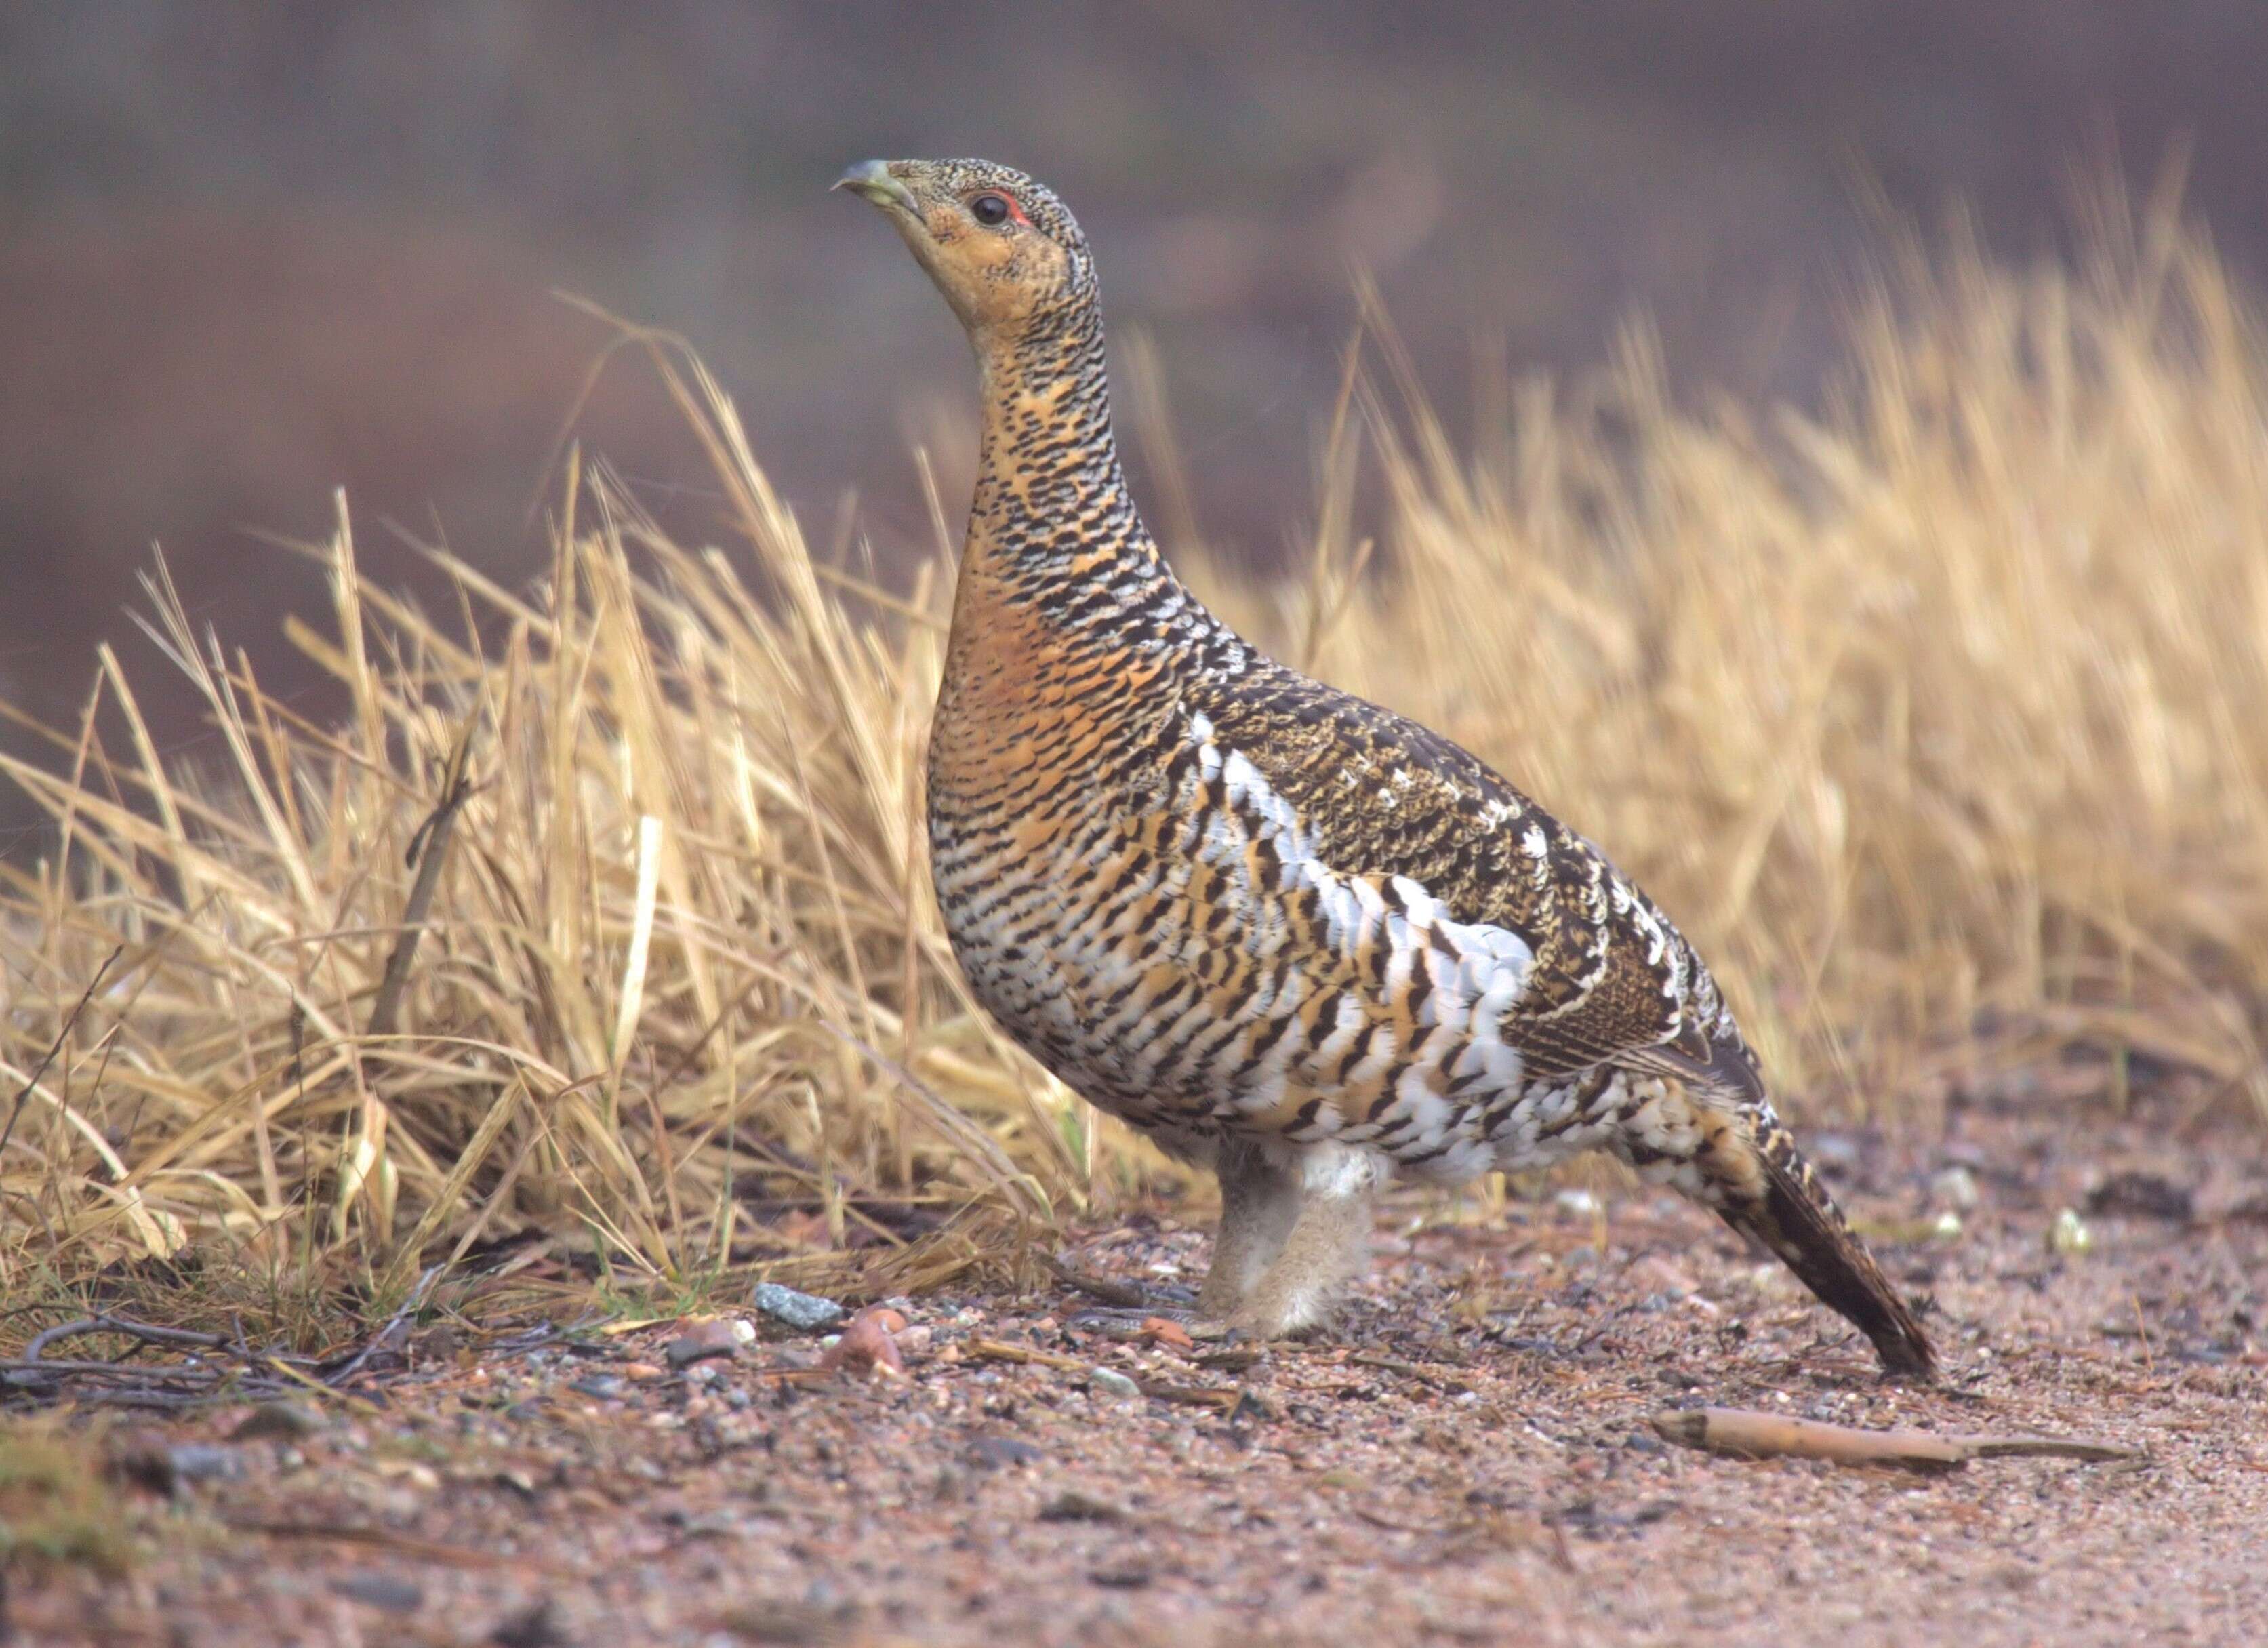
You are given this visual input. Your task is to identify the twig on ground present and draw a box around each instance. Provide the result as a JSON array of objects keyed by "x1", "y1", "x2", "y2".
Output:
[
  {"x1": 23, "y1": 1314, "x2": 232, "y2": 1363},
  {"x1": 1135, "y1": 1378, "x2": 1256, "y2": 1415},
  {"x1": 1042, "y1": 1255, "x2": 1155, "y2": 1310},
  {"x1": 260, "y1": 1357, "x2": 384, "y2": 1418},
  {"x1": 1951, "y1": 1434, "x2": 2147, "y2": 1462},
  {"x1": 1347, "y1": 1351, "x2": 1472, "y2": 1394},
  {"x1": 1352, "y1": 1506, "x2": 1436, "y2": 1535},
  {"x1": 1651, "y1": 1407, "x2": 2145, "y2": 1473},
  {"x1": 2, "y1": 1305, "x2": 434, "y2": 1414},
  {"x1": 327, "y1": 1262, "x2": 447, "y2": 1386},
  {"x1": 965, "y1": 1338, "x2": 1087, "y2": 1372},
  {"x1": 226, "y1": 1517, "x2": 582, "y2": 1578}
]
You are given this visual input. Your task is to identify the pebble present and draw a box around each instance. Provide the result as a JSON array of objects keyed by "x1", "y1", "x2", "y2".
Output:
[
  {"x1": 674, "y1": 1510, "x2": 745, "y2": 1540},
  {"x1": 819, "y1": 1311, "x2": 905, "y2": 1378},
  {"x1": 167, "y1": 1443, "x2": 245, "y2": 1485},
  {"x1": 1624, "y1": 1255, "x2": 1698, "y2": 1297},
  {"x1": 105, "y1": 1430, "x2": 181, "y2": 1495},
  {"x1": 1040, "y1": 1489, "x2": 1129, "y2": 1523},
  {"x1": 374, "y1": 1458, "x2": 441, "y2": 1491},
  {"x1": 1087, "y1": 1367, "x2": 1141, "y2": 1399},
  {"x1": 752, "y1": 1282, "x2": 845, "y2": 1332},
  {"x1": 1930, "y1": 1165, "x2": 1981, "y2": 1211},
  {"x1": 2085, "y1": 1169, "x2": 2196, "y2": 1222},
  {"x1": 330, "y1": 1571, "x2": 424, "y2": 1613},
  {"x1": 569, "y1": 1373, "x2": 625, "y2": 1401},
  {"x1": 967, "y1": 1435, "x2": 1043, "y2": 1470},
  {"x1": 230, "y1": 1401, "x2": 322, "y2": 1443},
  {"x1": 2048, "y1": 1208, "x2": 2094, "y2": 1256},
  {"x1": 1554, "y1": 1188, "x2": 1602, "y2": 1219},
  {"x1": 1139, "y1": 1318, "x2": 1195, "y2": 1352},
  {"x1": 489, "y1": 1599, "x2": 565, "y2": 1648},
  {"x1": 666, "y1": 1318, "x2": 750, "y2": 1369}
]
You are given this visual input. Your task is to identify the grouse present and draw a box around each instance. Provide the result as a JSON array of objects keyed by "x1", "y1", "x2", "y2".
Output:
[{"x1": 836, "y1": 157, "x2": 1935, "y2": 1379}]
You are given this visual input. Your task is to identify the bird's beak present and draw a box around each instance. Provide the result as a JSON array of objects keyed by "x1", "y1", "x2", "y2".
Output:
[{"x1": 833, "y1": 159, "x2": 919, "y2": 216}]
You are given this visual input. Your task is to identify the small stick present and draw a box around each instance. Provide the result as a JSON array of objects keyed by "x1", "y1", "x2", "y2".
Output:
[
  {"x1": 1653, "y1": 1407, "x2": 2143, "y2": 1472},
  {"x1": 1948, "y1": 1434, "x2": 2145, "y2": 1463},
  {"x1": 263, "y1": 1357, "x2": 384, "y2": 1419},
  {"x1": 1135, "y1": 1378, "x2": 1244, "y2": 1413},
  {"x1": 1653, "y1": 1409, "x2": 1968, "y2": 1472},
  {"x1": 25, "y1": 1314, "x2": 232, "y2": 1363},
  {"x1": 1348, "y1": 1351, "x2": 1472, "y2": 1394},
  {"x1": 4, "y1": 1314, "x2": 368, "y2": 1415},
  {"x1": 964, "y1": 1338, "x2": 1087, "y2": 1372},
  {"x1": 226, "y1": 1518, "x2": 581, "y2": 1578},
  {"x1": 1351, "y1": 1506, "x2": 1435, "y2": 1535},
  {"x1": 330, "y1": 1262, "x2": 447, "y2": 1384},
  {"x1": 1042, "y1": 1255, "x2": 1159, "y2": 1310}
]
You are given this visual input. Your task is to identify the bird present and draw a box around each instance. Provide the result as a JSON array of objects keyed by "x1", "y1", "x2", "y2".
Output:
[{"x1": 834, "y1": 156, "x2": 1937, "y2": 1380}]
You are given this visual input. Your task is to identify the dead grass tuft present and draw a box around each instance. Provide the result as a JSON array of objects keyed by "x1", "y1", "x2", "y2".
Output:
[
  {"x1": 0, "y1": 1422, "x2": 131, "y2": 1574},
  {"x1": 3, "y1": 190, "x2": 2264, "y2": 1327}
]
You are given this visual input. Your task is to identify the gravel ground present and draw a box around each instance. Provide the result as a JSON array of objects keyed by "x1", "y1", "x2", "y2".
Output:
[{"x1": 22, "y1": 1096, "x2": 2268, "y2": 1647}]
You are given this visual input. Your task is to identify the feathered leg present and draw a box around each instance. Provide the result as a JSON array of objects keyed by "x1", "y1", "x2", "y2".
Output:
[
  {"x1": 1225, "y1": 1143, "x2": 1383, "y2": 1338},
  {"x1": 1197, "y1": 1140, "x2": 1305, "y2": 1320}
]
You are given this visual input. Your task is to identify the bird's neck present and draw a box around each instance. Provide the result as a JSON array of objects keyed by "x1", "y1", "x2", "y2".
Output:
[{"x1": 960, "y1": 308, "x2": 1173, "y2": 621}]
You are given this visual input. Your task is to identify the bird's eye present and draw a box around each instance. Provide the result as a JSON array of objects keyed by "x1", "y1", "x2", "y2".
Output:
[{"x1": 970, "y1": 193, "x2": 1013, "y2": 228}]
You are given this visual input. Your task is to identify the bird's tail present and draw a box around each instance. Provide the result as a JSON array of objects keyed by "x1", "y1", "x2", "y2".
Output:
[{"x1": 1713, "y1": 1119, "x2": 1938, "y2": 1381}]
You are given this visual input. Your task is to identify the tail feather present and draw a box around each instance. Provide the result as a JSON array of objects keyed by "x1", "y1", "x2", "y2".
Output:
[
  {"x1": 1618, "y1": 1047, "x2": 1939, "y2": 1380},
  {"x1": 1721, "y1": 1123, "x2": 1938, "y2": 1381}
]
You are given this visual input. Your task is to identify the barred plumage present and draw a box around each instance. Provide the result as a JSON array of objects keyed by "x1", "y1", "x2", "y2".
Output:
[{"x1": 838, "y1": 157, "x2": 1935, "y2": 1378}]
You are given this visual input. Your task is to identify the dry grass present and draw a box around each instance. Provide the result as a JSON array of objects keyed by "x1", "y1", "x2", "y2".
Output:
[
  {"x1": 0, "y1": 1421, "x2": 129, "y2": 1574},
  {"x1": 3, "y1": 188, "x2": 2265, "y2": 1330}
]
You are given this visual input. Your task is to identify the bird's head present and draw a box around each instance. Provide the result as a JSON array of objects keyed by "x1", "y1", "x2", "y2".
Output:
[{"x1": 834, "y1": 158, "x2": 1097, "y2": 353}]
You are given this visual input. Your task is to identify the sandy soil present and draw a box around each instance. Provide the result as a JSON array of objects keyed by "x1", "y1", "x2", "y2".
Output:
[{"x1": 20, "y1": 1094, "x2": 2268, "y2": 1648}]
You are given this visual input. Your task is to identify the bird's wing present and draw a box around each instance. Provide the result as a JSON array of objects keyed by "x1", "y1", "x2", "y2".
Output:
[{"x1": 1184, "y1": 661, "x2": 1749, "y2": 1087}]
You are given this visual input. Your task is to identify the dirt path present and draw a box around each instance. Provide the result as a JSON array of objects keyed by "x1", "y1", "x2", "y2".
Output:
[{"x1": 24, "y1": 1100, "x2": 2268, "y2": 1647}]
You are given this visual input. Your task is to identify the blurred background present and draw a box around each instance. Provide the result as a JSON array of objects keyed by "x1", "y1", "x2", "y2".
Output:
[{"x1": 4, "y1": 1, "x2": 2265, "y2": 843}]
